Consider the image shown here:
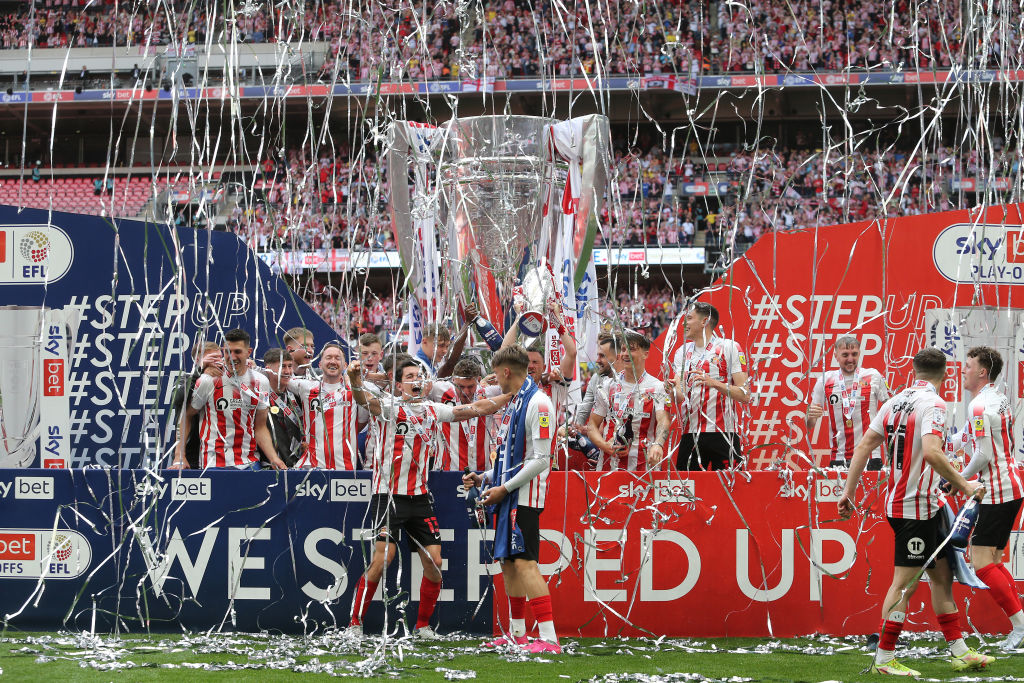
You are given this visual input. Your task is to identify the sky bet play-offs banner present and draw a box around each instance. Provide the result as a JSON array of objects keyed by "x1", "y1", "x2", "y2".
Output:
[
  {"x1": 0, "y1": 469, "x2": 1021, "y2": 636},
  {"x1": 0, "y1": 207, "x2": 338, "y2": 469},
  {"x1": 650, "y1": 205, "x2": 1024, "y2": 470}
]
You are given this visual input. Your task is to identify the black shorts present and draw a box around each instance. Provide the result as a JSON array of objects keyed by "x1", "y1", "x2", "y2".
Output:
[
  {"x1": 508, "y1": 505, "x2": 542, "y2": 563},
  {"x1": 888, "y1": 515, "x2": 946, "y2": 568},
  {"x1": 973, "y1": 498, "x2": 1024, "y2": 549},
  {"x1": 368, "y1": 493, "x2": 441, "y2": 550},
  {"x1": 677, "y1": 432, "x2": 742, "y2": 471},
  {"x1": 829, "y1": 456, "x2": 883, "y2": 471}
]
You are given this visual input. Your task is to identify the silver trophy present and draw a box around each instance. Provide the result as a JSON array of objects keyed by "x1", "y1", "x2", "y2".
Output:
[
  {"x1": 388, "y1": 114, "x2": 610, "y2": 340},
  {"x1": 0, "y1": 306, "x2": 44, "y2": 467}
]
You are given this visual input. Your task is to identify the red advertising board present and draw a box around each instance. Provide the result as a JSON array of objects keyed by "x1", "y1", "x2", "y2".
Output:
[
  {"x1": 649, "y1": 205, "x2": 1024, "y2": 470},
  {"x1": 496, "y1": 472, "x2": 1022, "y2": 637}
]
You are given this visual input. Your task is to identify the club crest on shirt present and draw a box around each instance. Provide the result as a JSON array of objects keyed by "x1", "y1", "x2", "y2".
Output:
[{"x1": 973, "y1": 416, "x2": 985, "y2": 434}]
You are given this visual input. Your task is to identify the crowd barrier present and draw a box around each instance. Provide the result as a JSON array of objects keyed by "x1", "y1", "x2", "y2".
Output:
[{"x1": 0, "y1": 469, "x2": 1019, "y2": 636}]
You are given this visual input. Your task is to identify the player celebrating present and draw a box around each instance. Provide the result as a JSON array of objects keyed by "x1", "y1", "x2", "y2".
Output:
[
  {"x1": 463, "y1": 345, "x2": 561, "y2": 654},
  {"x1": 839, "y1": 347, "x2": 991, "y2": 676},
  {"x1": 289, "y1": 342, "x2": 366, "y2": 470},
  {"x1": 586, "y1": 332, "x2": 671, "y2": 470},
  {"x1": 172, "y1": 329, "x2": 287, "y2": 471},
  {"x1": 574, "y1": 333, "x2": 624, "y2": 428},
  {"x1": 958, "y1": 346, "x2": 1024, "y2": 650},
  {"x1": 283, "y1": 327, "x2": 316, "y2": 379},
  {"x1": 672, "y1": 301, "x2": 750, "y2": 470},
  {"x1": 347, "y1": 355, "x2": 510, "y2": 638},
  {"x1": 807, "y1": 335, "x2": 890, "y2": 468},
  {"x1": 262, "y1": 348, "x2": 304, "y2": 467},
  {"x1": 437, "y1": 357, "x2": 499, "y2": 471}
]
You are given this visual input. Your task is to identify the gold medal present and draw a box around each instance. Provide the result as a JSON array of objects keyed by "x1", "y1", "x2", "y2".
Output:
[
  {"x1": 845, "y1": 418, "x2": 853, "y2": 427},
  {"x1": 271, "y1": 406, "x2": 280, "y2": 415}
]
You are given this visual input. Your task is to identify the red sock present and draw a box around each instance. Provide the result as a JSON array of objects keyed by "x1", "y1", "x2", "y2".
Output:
[
  {"x1": 509, "y1": 595, "x2": 526, "y2": 621},
  {"x1": 937, "y1": 611, "x2": 962, "y2": 642},
  {"x1": 998, "y1": 564, "x2": 1023, "y2": 601},
  {"x1": 416, "y1": 577, "x2": 442, "y2": 628},
  {"x1": 351, "y1": 575, "x2": 378, "y2": 625},
  {"x1": 530, "y1": 594, "x2": 553, "y2": 623},
  {"x1": 977, "y1": 563, "x2": 1024, "y2": 617},
  {"x1": 878, "y1": 618, "x2": 904, "y2": 651}
]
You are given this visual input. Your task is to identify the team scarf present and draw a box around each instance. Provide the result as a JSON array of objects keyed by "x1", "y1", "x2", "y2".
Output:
[{"x1": 491, "y1": 376, "x2": 540, "y2": 560}]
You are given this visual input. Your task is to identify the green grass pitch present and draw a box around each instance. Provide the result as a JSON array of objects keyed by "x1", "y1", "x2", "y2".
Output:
[{"x1": 0, "y1": 631, "x2": 1018, "y2": 681}]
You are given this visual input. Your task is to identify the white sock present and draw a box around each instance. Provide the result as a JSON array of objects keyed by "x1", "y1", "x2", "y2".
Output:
[
  {"x1": 1010, "y1": 610, "x2": 1024, "y2": 629},
  {"x1": 509, "y1": 618, "x2": 526, "y2": 637},
  {"x1": 538, "y1": 620, "x2": 557, "y2": 643},
  {"x1": 949, "y1": 638, "x2": 969, "y2": 657}
]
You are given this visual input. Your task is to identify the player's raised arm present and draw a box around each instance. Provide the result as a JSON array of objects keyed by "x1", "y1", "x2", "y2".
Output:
[
  {"x1": 449, "y1": 391, "x2": 512, "y2": 422},
  {"x1": 348, "y1": 359, "x2": 383, "y2": 416}
]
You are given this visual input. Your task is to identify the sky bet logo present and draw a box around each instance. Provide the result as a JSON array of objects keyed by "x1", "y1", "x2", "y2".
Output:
[
  {"x1": 933, "y1": 224, "x2": 1024, "y2": 285},
  {"x1": 0, "y1": 225, "x2": 74, "y2": 284},
  {"x1": 294, "y1": 478, "x2": 371, "y2": 502},
  {"x1": 0, "y1": 477, "x2": 55, "y2": 499}
]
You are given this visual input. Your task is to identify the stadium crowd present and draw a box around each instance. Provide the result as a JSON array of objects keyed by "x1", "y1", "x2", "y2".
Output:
[
  {"x1": 227, "y1": 137, "x2": 999, "y2": 253},
  {"x1": 0, "y1": 0, "x2": 1013, "y2": 76}
]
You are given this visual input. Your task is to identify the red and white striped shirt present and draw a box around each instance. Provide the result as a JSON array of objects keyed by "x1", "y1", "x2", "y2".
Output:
[
  {"x1": 191, "y1": 370, "x2": 269, "y2": 469},
  {"x1": 434, "y1": 382, "x2": 499, "y2": 472},
  {"x1": 811, "y1": 368, "x2": 889, "y2": 462},
  {"x1": 289, "y1": 378, "x2": 368, "y2": 470},
  {"x1": 963, "y1": 384, "x2": 1023, "y2": 505},
  {"x1": 868, "y1": 380, "x2": 948, "y2": 520},
  {"x1": 674, "y1": 337, "x2": 747, "y2": 434},
  {"x1": 372, "y1": 398, "x2": 455, "y2": 496},
  {"x1": 592, "y1": 373, "x2": 668, "y2": 471}
]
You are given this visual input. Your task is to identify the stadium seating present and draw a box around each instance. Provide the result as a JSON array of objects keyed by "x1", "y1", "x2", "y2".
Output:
[{"x1": 0, "y1": 176, "x2": 156, "y2": 218}]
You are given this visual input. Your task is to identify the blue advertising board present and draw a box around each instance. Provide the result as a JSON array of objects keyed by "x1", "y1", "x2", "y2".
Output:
[
  {"x1": 0, "y1": 208, "x2": 341, "y2": 468},
  {"x1": 0, "y1": 469, "x2": 492, "y2": 635}
]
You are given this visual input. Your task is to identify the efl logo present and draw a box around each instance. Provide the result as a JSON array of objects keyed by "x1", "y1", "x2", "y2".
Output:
[
  {"x1": 42, "y1": 459, "x2": 65, "y2": 469},
  {"x1": 1007, "y1": 230, "x2": 1024, "y2": 264},
  {"x1": 0, "y1": 532, "x2": 34, "y2": 560},
  {"x1": 171, "y1": 479, "x2": 211, "y2": 501},
  {"x1": 43, "y1": 358, "x2": 64, "y2": 396}
]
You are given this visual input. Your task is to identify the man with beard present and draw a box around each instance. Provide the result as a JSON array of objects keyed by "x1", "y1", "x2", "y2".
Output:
[
  {"x1": 289, "y1": 342, "x2": 367, "y2": 470},
  {"x1": 807, "y1": 335, "x2": 889, "y2": 469}
]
